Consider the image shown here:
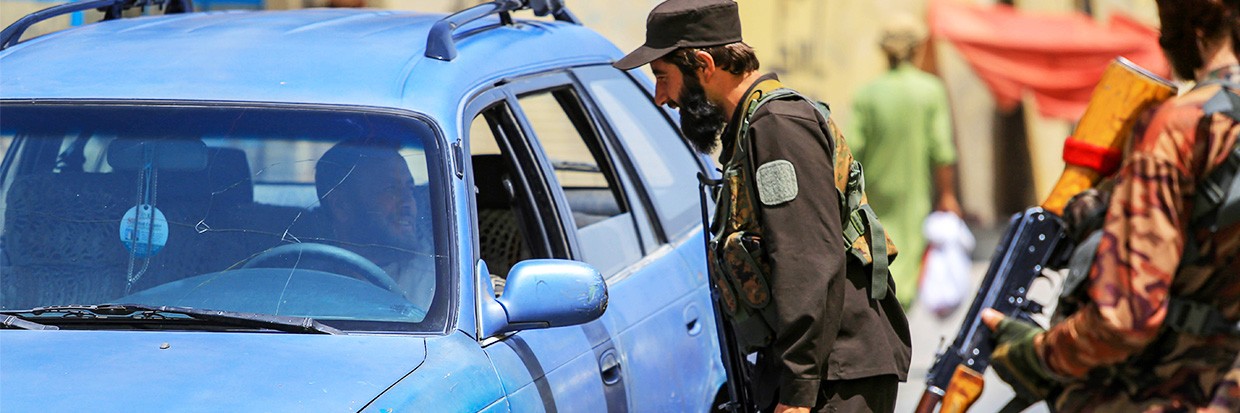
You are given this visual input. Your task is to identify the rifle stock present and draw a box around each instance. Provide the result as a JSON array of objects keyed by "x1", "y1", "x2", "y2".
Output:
[
  {"x1": 941, "y1": 365, "x2": 986, "y2": 413},
  {"x1": 917, "y1": 57, "x2": 1176, "y2": 413},
  {"x1": 1041, "y1": 57, "x2": 1177, "y2": 215},
  {"x1": 915, "y1": 390, "x2": 942, "y2": 413}
]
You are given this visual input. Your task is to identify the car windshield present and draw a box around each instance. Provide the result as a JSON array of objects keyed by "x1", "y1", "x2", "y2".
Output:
[{"x1": 0, "y1": 103, "x2": 449, "y2": 332}]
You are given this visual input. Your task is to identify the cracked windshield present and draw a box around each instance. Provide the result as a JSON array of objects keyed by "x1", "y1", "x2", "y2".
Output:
[{"x1": 0, "y1": 104, "x2": 446, "y2": 330}]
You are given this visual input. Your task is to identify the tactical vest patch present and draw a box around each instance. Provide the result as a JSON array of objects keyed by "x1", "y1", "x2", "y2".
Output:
[{"x1": 756, "y1": 159, "x2": 798, "y2": 205}]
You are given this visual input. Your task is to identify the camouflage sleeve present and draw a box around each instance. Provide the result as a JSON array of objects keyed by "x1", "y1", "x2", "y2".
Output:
[
  {"x1": 1206, "y1": 355, "x2": 1240, "y2": 412},
  {"x1": 1039, "y1": 104, "x2": 1193, "y2": 378},
  {"x1": 748, "y1": 102, "x2": 846, "y2": 407}
]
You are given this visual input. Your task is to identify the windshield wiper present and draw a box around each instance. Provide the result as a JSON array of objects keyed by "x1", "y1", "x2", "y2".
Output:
[
  {"x1": 1, "y1": 304, "x2": 343, "y2": 335},
  {"x1": 2, "y1": 315, "x2": 58, "y2": 330}
]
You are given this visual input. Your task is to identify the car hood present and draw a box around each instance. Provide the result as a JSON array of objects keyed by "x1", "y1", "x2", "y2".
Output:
[{"x1": 0, "y1": 330, "x2": 427, "y2": 412}]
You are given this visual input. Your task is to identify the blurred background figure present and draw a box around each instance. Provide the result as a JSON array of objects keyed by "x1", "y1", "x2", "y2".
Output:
[{"x1": 848, "y1": 13, "x2": 961, "y2": 311}]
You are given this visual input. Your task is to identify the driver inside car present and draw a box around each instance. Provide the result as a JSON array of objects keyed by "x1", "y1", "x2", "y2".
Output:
[{"x1": 314, "y1": 138, "x2": 435, "y2": 309}]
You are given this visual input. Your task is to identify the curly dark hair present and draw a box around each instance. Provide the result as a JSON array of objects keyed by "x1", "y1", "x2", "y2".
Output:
[
  {"x1": 661, "y1": 42, "x2": 760, "y2": 78},
  {"x1": 1156, "y1": 0, "x2": 1240, "y2": 79}
]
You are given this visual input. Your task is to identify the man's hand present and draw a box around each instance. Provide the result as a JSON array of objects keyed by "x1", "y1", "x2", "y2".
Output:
[
  {"x1": 773, "y1": 404, "x2": 809, "y2": 413},
  {"x1": 981, "y1": 308, "x2": 1059, "y2": 402},
  {"x1": 935, "y1": 193, "x2": 963, "y2": 217},
  {"x1": 934, "y1": 164, "x2": 963, "y2": 217}
]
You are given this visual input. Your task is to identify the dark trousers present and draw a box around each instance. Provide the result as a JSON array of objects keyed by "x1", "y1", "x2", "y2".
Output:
[{"x1": 763, "y1": 375, "x2": 900, "y2": 413}]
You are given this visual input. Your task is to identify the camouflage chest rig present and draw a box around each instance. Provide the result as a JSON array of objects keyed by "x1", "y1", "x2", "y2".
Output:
[{"x1": 704, "y1": 79, "x2": 900, "y2": 352}]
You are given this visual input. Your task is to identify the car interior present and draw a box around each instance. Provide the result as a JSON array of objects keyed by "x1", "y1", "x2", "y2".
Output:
[{"x1": 2, "y1": 137, "x2": 324, "y2": 308}]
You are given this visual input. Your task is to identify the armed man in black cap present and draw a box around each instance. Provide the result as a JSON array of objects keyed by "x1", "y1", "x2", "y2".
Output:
[{"x1": 613, "y1": 1, "x2": 910, "y2": 412}]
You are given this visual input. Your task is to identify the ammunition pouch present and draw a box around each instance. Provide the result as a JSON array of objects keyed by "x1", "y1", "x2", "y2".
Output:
[{"x1": 707, "y1": 231, "x2": 775, "y2": 352}]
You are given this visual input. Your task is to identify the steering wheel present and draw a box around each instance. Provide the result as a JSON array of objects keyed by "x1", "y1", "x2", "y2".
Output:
[{"x1": 242, "y1": 243, "x2": 402, "y2": 293}]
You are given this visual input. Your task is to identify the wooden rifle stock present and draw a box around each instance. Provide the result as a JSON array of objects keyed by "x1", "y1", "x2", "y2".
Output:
[
  {"x1": 1041, "y1": 57, "x2": 1177, "y2": 215},
  {"x1": 917, "y1": 57, "x2": 1176, "y2": 413},
  {"x1": 940, "y1": 366, "x2": 986, "y2": 413},
  {"x1": 916, "y1": 365, "x2": 985, "y2": 413},
  {"x1": 914, "y1": 390, "x2": 942, "y2": 413}
]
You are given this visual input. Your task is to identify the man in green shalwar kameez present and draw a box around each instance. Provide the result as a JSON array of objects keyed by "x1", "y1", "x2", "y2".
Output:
[{"x1": 849, "y1": 15, "x2": 961, "y2": 310}]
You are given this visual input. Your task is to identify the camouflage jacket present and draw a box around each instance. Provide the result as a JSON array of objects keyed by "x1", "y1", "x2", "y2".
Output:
[{"x1": 1040, "y1": 65, "x2": 1240, "y2": 412}]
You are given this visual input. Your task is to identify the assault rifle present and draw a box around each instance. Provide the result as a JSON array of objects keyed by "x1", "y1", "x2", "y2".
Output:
[
  {"x1": 915, "y1": 57, "x2": 1177, "y2": 413},
  {"x1": 698, "y1": 172, "x2": 759, "y2": 413}
]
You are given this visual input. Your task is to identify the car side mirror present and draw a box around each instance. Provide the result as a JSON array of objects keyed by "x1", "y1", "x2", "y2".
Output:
[{"x1": 478, "y1": 259, "x2": 607, "y2": 338}]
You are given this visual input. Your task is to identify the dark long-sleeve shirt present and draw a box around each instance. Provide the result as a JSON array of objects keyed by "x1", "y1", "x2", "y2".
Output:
[{"x1": 721, "y1": 74, "x2": 911, "y2": 407}]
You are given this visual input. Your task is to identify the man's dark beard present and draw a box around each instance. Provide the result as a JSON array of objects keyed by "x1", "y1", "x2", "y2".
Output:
[{"x1": 678, "y1": 72, "x2": 725, "y2": 154}]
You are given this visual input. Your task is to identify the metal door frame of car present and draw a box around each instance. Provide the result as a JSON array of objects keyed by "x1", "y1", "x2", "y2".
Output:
[
  {"x1": 499, "y1": 69, "x2": 645, "y2": 411},
  {"x1": 461, "y1": 78, "x2": 626, "y2": 412},
  {"x1": 566, "y1": 64, "x2": 726, "y2": 411},
  {"x1": 501, "y1": 67, "x2": 721, "y2": 411}
]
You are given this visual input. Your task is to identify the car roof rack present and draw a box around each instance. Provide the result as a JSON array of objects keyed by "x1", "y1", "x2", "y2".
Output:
[
  {"x1": 425, "y1": 0, "x2": 579, "y2": 61},
  {"x1": 1, "y1": 0, "x2": 192, "y2": 51}
]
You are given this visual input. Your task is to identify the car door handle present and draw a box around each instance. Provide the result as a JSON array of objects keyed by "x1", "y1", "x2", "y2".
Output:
[
  {"x1": 599, "y1": 349, "x2": 622, "y2": 386},
  {"x1": 684, "y1": 304, "x2": 702, "y2": 336}
]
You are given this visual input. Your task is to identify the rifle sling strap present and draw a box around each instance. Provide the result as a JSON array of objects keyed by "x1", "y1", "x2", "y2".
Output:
[
  {"x1": 1191, "y1": 82, "x2": 1240, "y2": 231},
  {"x1": 1175, "y1": 80, "x2": 1240, "y2": 337},
  {"x1": 1165, "y1": 297, "x2": 1240, "y2": 337}
]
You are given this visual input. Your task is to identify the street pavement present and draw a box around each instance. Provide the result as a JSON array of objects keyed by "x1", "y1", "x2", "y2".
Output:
[{"x1": 893, "y1": 224, "x2": 1053, "y2": 413}]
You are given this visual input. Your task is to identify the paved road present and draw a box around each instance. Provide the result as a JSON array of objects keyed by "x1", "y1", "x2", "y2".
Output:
[{"x1": 893, "y1": 225, "x2": 1053, "y2": 413}]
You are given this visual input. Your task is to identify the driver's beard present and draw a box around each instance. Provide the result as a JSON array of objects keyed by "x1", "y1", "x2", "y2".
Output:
[{"x1": 678, "y1": 72, "x2": 726, "y2": 155}]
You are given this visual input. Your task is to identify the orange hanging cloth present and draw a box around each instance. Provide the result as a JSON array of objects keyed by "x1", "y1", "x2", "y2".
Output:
[{"x1": 927, "y1": 0, "x2": 1170, "y2": 120}]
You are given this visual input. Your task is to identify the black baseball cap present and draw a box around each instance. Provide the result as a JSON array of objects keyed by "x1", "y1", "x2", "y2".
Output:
[{"x1": 612, "y1": 0, "x2": 742, "y2": 70}]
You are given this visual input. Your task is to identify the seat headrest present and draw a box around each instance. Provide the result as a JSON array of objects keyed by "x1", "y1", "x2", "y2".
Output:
[
  {"x1": 203, "y1": 147, "x2": 253, "y2": 206},
  {"x1": 471, "y1": 154, "x2": 514, "y2": 209},
  {"x1": 157, "y1": 147, "x2": 252, "y2": 206}
]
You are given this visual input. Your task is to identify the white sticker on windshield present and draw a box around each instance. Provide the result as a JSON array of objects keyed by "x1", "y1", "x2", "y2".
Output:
[{"x1": 120, "y1": 204, "x2": 169, "y2": 258}]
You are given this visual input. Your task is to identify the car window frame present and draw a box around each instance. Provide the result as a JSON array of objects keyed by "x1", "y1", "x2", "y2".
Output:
[
  {"x1": 463, "y1": 89, "x2": 573, "y2": 260},
  {"x1": 570, "y1": 66, "x2": 711, "y2": 244},
  {"x1": 489, "y1": 71, "x2": 655, "y2": 275}
]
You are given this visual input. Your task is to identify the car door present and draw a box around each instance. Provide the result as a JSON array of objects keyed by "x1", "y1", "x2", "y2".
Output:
[
  {"x1": 466, "y1": 86, "x2": 613, "y2": 412},
  {"x1": 570, "y1": 64, "x2": 726, "y2": 411},
  {"x1": 512, "y1": 68, "x2": 722, "y2": 411}
]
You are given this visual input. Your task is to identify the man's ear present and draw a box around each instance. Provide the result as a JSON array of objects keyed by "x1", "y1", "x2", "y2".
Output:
[
  {"x1": 694, "y1": 49, "x2": 717, "y2": 81},
  {"x1": 322, "y1": 194, "x2": 351, "y2": 225}
]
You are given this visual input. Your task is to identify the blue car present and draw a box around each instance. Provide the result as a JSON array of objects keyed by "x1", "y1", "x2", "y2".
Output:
[{"x1": 0, "y1": 1, "x2": 725, "y2": 411}]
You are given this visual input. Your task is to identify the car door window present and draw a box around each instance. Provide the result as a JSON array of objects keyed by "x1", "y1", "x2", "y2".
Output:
[
  {"x1": 466, "y1": 103, "x2": 555, "y2": 286},
  {"x1": 515, "y1": 88, "x2": 642, "y2": 277},
  {"x1": 574, "y1": 65, "x2": 704, "y2": 240}
]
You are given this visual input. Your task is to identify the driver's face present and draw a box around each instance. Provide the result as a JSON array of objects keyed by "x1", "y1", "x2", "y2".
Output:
[{"x1": 346, "y1": 152, "x2": 419, "y2": 251}]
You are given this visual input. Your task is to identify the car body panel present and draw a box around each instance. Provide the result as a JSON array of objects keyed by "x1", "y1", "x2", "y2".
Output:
[
  {"x1": 0, "y1": 330, "x2": 427, "y2": 412},
  {"x1": 483, "y1": 323, "x2": 616, "y2": 412},
  {"x1": 606, "y1": 241, "x2": 721, "y2": 411},
  {"x1": 0, "y1": 9, "x2": 622, "y2": 115},
  {"x1": 363, "y1": 332, "x2": 505, "y2": 412}
]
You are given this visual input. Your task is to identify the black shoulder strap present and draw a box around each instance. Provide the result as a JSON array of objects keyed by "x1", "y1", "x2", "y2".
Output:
[{"x1": 1190, "y1": 81, "x2": 1240, "y2": 231}]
